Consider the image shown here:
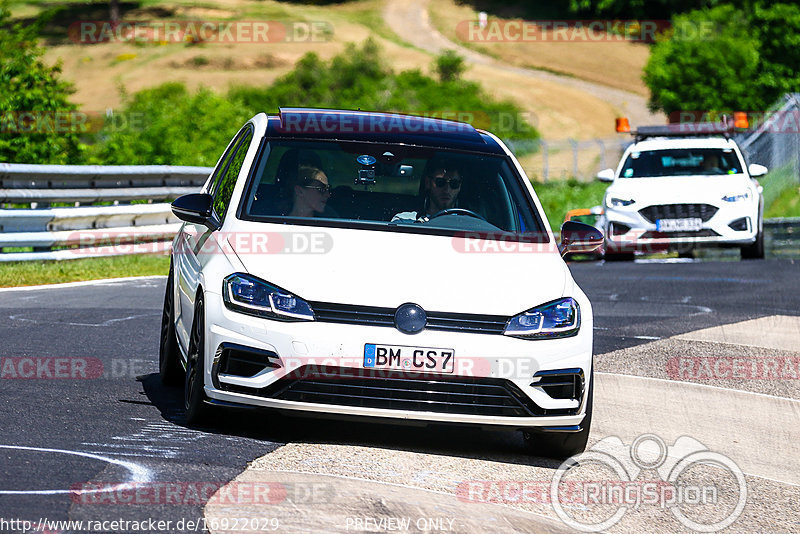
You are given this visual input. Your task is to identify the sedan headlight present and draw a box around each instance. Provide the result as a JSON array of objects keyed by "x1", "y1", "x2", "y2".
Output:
[
  {"x1": 722, "y1": 192, "x2": 750, "y2": 203},
  {"x1": 504, "y1": 298, "x2": 580, "y2": 339},
  {"x1": 607, "y1": 197, "x2": 635, "y2": 207},
  {"x1": 223, "y1": 273, "x2": 314, "y2": 321}
]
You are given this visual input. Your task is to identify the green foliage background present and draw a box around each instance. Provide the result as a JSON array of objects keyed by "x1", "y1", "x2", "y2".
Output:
[
  {"x1": 0, "y1": 7, "x2": 84, "y2": 164},
  {"x1": 93, "y1": 40, "x2": 538, "y2": 166},
  {"x1": 644, "y1": 2, "x2": 800, "y2": 115}
]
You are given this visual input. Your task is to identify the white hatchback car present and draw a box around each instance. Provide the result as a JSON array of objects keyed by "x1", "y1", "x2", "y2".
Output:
[
  {"x1": 596, "y1": 126, "x2": 767, "y2": 260},
  {"x1": 160, "y1": 109, "x2": 603, "y2": 458}
]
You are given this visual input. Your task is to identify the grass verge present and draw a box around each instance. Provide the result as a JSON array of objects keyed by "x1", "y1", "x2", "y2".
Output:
[
  {"x1": 762, "y1": 165, "x2": 800, "y2": 219},
  {"x1": 0, "y1": 254, "x2": 170, "y2": 288},
  {"x1": 532, "y1": 179, "x2": 608, "y2": 230}
]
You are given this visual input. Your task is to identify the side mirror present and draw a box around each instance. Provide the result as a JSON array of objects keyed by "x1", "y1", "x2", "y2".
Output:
[
  {"x1": 596, "y1": 168, "x2": 615, "y2": 182},
  {"x1": 748, "y1": 163, "x2": 768, "y2": 177},
  {"x1": 171, "y1": 193, "x2": 219, "y2": 230},
  {"x1": 560, "y1": 220, "x2": 604, "y2": 259}
]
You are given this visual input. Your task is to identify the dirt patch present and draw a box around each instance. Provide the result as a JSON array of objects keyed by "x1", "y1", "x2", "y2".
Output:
[
  {"x1": 171, "y1": 53, "x2": 288, "y2": 70},
  {"x1": 429, "y1": 0, "x2": 652, "y2": 97}
]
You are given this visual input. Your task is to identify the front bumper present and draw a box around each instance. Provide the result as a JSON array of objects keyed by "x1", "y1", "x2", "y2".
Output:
[
  {"x1": 201, "y1": 290, "x2": 593, "y2": 430},
  {"x1": 604, "y1": 202, "x2": 759, "y2": 252}
]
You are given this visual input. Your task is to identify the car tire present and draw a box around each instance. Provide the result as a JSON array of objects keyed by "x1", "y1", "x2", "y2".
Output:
[
  {"x1": 740, "y1": 230, "x2": 764, "y2": 260},
  {"x1": 159, "y1": 262, "x2": 184, "y2": 386},
  {"x1": 604, "y1": 252, "x2": 635, "y2": 262},
  {"x1": 523, "y1": 371, "x2": 593, "y2": 459},
  {"x1": 184, "y1": 293, "x2": 213, "y2": 425}
]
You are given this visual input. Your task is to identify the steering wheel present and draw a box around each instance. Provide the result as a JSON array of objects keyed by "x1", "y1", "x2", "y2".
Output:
[{"x1": 427, "y1": 208, "x2": 487, "y2": 221}]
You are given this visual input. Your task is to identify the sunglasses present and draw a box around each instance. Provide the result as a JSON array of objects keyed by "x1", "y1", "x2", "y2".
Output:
[
  {"x1": 432, "y1": 177, "x2": 462, "y2": 189},
  {"x1": 303, "y1": 183, "x2": 331, "y2": 194}
]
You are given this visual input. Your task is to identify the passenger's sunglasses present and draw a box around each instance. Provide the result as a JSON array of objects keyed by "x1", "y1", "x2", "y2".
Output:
[
  {"x1": 432, "y1": 177, "x2": 462, "y2": 189},
  {"x1": 303, "y1": 182, "x2": 331, "y2": 194}
]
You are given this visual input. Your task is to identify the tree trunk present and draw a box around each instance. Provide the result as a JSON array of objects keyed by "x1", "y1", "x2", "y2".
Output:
[{"x1": 110, "y1": 0, "x2": 120, "y2": 27}]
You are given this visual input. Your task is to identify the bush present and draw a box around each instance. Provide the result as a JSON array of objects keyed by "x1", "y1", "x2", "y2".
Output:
[
  {"x1": 434, "y1": 50, "x2": 466, "y2": 83},
  {"x1": 644, "y1": 3, "x2": 800, "y2": 116},
  {"x1": 0, "y1": 8, "x2": 84, "y2": 164},
  {"x1": 93, "y1": 40, "x2": 538, "y2": 166}
]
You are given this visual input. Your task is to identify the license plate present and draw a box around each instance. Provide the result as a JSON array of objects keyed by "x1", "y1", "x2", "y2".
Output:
[
  {"x1": 364, "y1": 344, "x2": 455, "y2": 374},
  {"x1": 656, "y1": 218, "x2": 703, "y2": 232}
]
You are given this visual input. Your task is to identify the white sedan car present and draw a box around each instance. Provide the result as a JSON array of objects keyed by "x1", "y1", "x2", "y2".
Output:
[
  {"x1": 159, "y1": 109, "x2": 602, "y2": 458},
  {"x1": 596, "y1": 127, "x2": 766, "y2": 260}
]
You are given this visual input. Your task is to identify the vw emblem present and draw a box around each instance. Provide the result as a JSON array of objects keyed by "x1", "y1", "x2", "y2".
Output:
[{"x1": 394, "y1": 303, "x2": 427, "y2": 334}]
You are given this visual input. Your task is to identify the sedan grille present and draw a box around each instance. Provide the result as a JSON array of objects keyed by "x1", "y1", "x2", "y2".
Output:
[
  {"x1": 309, "y1": 302, "x2": 509, "y2": 335},
  {"x1": 638, "y1": 204, "x2": 718, "y2": 224},
  {"x1": 640, "y1": 229, "x2": 721, "y2": 239},
  {"x1": 222, "y1": 366, "x2": 577, "y2": 417}
]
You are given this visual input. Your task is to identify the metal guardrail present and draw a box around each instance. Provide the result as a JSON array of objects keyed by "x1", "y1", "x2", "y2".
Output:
[
  {"x1": 0, "y1": 164, "x2": 211, "y2": 262},
  {"x1": 0, "y1": 164, "x2": 797, "y2": 262}
]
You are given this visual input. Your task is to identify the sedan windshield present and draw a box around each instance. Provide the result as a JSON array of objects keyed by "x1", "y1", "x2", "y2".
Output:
[
  {"x1": 240, "y1": 140, "x2": 545, "y2": 237},
  {"x1": 620, "y1": 148, "x2": 743, "y2": 178}
]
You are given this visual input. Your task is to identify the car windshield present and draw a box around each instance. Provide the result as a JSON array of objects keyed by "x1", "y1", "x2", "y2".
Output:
[
  {"x1": 240, "y1": 140, "x2": 545, "y2": 238},
  {"x1": 620, "y1": 148, "x2": 743, "y2": 178}
]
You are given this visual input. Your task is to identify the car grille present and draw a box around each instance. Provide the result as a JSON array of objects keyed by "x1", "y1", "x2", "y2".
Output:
[
  {"x1": 222, "y1": 366, "x2": 577, "y2": 417},
  {"x1": 640, "y1": 229, "x2": 721, "y2": 239},
  {"x1": 638, "y1": 204, "x2": 718, "y2": 224},
  {"x1": 309, "y1": 302, "x2": 509, "y2": 335}
]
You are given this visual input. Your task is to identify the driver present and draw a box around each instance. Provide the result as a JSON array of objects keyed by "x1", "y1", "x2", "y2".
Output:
[{"x1": 392, "y1": 165, "x2": 462, "y2": 222}]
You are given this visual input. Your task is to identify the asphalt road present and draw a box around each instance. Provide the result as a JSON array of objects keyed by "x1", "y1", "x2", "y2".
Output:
[{"x1": 0, "y1": 258, "x2": 798, "y2": 532}]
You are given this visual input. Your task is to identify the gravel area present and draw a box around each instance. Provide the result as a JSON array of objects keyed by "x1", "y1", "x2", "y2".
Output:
[
  {"x1": 240, "y1": 443, "x2": 800, "y2": 533},
  {"x1": 595, "y1": 338, "x2": 800, "y2": 400}
]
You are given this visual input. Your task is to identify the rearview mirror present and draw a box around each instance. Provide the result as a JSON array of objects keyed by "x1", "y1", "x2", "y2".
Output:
[
  {"x1": 560, "y1": 221, "x2": 604, "y2": 260},
  {"x1": 596, "y1": 168, "x2": 615, "y2": 182},
  {"x1": 171, "y1": 193, "x2": 220, "y2": 230},
  {"x1": 748, "y1": 163, "x2": 768, "y2": 177}
]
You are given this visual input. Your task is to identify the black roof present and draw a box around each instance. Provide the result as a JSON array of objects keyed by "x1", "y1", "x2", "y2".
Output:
[
  {"x1": 265, "y1": 108, "x2": 505, "y2": 154},
  {"x1": 634, "y1": 122, "x2": 735, "y2": 142}
]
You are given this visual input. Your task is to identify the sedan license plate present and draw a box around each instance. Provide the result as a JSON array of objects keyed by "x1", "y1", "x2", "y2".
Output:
[
  {"x1": 656, "y1": 218, "x2": 703, "y2": 232},
  {"x1": 364, "y1": 344, "x2": 455, "y2": 374}
]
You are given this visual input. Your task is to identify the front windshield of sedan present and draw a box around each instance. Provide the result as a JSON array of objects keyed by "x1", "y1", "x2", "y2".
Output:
[
  {"x1": 620, "y1": 148, "x2": 743, "y2": 178},
  {"x1": 241, "y1": 140, "x2": 545, "y2": 237}
]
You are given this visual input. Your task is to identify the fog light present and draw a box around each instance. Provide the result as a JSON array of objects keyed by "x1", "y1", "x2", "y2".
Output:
[
  {"x1": 728, "y1": 217, "x2": 750, "y2": 232},
  {"x1": 610, "y1": 222, "x2": 631, "y2": 236}
]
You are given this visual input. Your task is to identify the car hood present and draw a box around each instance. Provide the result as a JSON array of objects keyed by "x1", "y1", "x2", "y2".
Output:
[
  {"x1": 608, "y1": 175, "x2": 753, "y2": 205},
  {"x1": 227, "y1": 221, "x2": 568, "y2": 316}
]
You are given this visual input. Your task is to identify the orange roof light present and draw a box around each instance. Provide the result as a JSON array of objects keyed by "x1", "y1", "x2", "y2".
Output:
[
  {"x1": 734, "y1": 111, "x2": 749, "y2": 129},
  {"x1": 615, "y1": 117, "x2": 630, "y2": 133}
]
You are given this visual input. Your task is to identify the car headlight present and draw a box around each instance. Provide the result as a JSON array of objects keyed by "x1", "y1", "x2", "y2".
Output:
[
  {"x1": 608, "y1": 197, "x2": 635, "y2": 207},
  {"x1": 722, "y1": 192, "x2": 750, "y2": 202},
  {"x1": 222, "y1": 273, "x2": 315, "y2": 321},
  {"x1": 504, "y1": 298, "x2": 580, "y2": 339}
]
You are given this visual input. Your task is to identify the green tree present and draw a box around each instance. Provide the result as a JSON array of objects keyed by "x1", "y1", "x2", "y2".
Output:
[
  {"x1": 434, "y1": 50, "x2": 466, "y2": 83},
  {"x1": 750, "y1": 3, "x2": 800, "y2": 105},
  {"x1": 644, "y1": 3, "x2": 800, "y2": 116},
  {"x1": 91, "y1": 83, "x2": 250, "y2": 166},
  {"x1": 93, "y1": 40, "x2": 538, "y2": 166},
  {"x1": 643, "y1": 5, "x2": 761, "y2": 115},
  {"x1": 0, "y1": 8, "x2": 84, "y2": 164}
]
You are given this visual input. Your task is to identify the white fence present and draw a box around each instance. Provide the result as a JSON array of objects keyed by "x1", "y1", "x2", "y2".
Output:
[{"x1": 0, "y1": 164, "x2": 211, "y2": 262}]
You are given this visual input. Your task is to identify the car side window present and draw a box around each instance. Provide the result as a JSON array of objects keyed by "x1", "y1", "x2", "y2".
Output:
[
  {"x1": 213, "y1": 128, "x2": 254, "y2": 221},
  {"x1": 208, "y1": 132, "x2": 243, "y2": 196}
]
